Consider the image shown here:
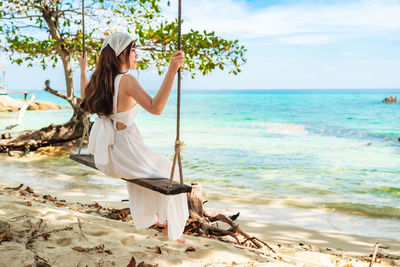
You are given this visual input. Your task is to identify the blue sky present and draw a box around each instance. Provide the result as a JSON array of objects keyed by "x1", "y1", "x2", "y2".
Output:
[{"x1": 1, "y1": 0, "x2": 400, "y2": 91}]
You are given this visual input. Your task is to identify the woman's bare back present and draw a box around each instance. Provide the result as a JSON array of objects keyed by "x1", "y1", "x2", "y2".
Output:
[{"x1": 115, "y1": 75, "x2": 138, "y2": 130}]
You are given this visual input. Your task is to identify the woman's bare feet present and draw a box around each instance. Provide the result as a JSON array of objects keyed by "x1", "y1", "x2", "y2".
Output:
[
  {"x1": 177, "y1": 237, "x2": 186, "y2": 244},
  {"x1": 161, "y1": 224, "x2": 185, "y2": 243},
  {"x1": 162, "y1": 224, "x2": 168, "y2": 236},
  {"x1": 155, "y1": 213, "x2": 167, "y2": 228}
]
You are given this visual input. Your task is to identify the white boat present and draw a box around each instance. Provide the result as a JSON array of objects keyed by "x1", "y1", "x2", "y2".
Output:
[{"x1": 0, "y1": 63, "x2": 6, "y2": 94}]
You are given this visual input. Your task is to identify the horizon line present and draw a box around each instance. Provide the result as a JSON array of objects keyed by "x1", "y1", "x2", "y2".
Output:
[{"x1": 4, "y1": 88, "x2": 400, "y2": 92}]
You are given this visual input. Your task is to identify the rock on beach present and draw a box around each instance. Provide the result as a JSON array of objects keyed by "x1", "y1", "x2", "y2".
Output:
[
  {"x1": 382, "y1": 96, "x2": 397, "y2": 103},
  {"x1": 0, "y1": 95, "x2": 69, "y2": 112}
]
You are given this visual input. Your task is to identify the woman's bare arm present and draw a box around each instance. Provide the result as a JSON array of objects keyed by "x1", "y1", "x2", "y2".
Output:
[{"x1": 122, "y1": 51, "x2": 184, "y2": 115}]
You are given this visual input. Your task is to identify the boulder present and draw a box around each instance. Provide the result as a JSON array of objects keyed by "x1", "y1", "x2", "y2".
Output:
[
  {"x1": 1, "y1": 132, "x2": 11, "y2": 140},
  {"x1": 0, "y1": 95, "x2": 23, "y2": 112},
  {"x1": 30, "y1": 100, "x2": 66, "y2": 110},
  {"x1": 0, "y1": 95, "x2": 70, "y2": 112},
  {"x1": 382, "y1": 96, "x2": 397, "y2": 103},
  {"x1": 27, "y1": 102, "x2": 40, "y2": 110}
]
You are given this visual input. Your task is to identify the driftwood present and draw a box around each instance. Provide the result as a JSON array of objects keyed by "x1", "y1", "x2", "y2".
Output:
[
  {"x1": 0, "y1": 80, "x2": 90, "y2": 152},
  {"x1": 34, "y1": 254, "x2": 51, "y2": 267},
  {"x1": 158, "y1": 182, "x2": 273, "y2": 251},
  {"x1": 369, "y1": 242, "x2": 380, "y2": 267},
  {"x1": 77, "y1": 218, "x2": 88, "y2": 241},
  {"x1": 26, "y1": 217, "x2": 72, "y2": 249}
]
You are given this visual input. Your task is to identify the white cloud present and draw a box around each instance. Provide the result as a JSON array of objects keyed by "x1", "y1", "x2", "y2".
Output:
[
  {"x1": 276, "y1": 34, "x2": 343, "y2": 45},
  {"x1": 162, "y1": 0, "x2": 400, "y2": 45},
  {"x1": 323, "y1": 65, "x2": 337, "y2": 71}
]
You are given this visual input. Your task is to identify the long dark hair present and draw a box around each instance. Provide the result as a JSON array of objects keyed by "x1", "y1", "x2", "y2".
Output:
[{"x1": 80, "y1": 41, "x2": 135, "y2": 116}]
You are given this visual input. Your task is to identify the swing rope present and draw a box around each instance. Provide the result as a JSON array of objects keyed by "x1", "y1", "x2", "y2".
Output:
[
  {"x1": 169, "y1": 0, "x2": 184, "y2": 187},
  {"x1": 77, "y1": 0, "x2": 88, "y2": 156},
  {"x1": 77, "y1": 0, "x2": 185, "y2": 189}
]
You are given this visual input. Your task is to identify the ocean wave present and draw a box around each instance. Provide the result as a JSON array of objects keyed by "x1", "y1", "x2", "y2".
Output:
[
  {"x1": 203, "y1": 192, "x2": 400, "y2": 220},
  {"x1": 251, "y1": 122, "x2": 309, "y2": 136},
  {"x1": 306, "y1": 125, "x2": 400, "y2": 142},
  {"x1": 322, "y1": 202, "x2": 400, "y2": 219},
  {"x1": 204, "y1": 192, "x2": 274, "y2": 205},
  {"x1": 377, "y1": 186, "x2": 400, "y2": 198},
  {"x1": 281, "y1": 199, "x2": 400, "y2": 219}
]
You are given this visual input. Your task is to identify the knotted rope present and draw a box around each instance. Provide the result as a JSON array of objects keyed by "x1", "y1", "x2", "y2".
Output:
[{"x1": 175, "y1": 140, "x2": 185, "y2": 154}]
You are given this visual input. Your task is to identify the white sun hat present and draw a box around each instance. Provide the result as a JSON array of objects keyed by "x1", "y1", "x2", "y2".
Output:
[{"x1": 100, "y1": 32, "x2": 134, "y2": 56}]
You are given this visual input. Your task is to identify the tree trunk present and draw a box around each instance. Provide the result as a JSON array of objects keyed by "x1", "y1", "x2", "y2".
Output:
[{"x1": 42, "y1": 3, "x2": 75, "y2": 98}]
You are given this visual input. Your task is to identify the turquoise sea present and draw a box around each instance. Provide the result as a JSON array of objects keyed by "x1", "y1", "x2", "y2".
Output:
[{"x1": 1, "y1": 88, "x2": 400, "y2": 239}]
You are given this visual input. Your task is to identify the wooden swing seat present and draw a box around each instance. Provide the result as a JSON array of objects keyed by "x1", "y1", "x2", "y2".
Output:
[{"x1": 70, "y1": 154, "x2": 192, "y2": 195}]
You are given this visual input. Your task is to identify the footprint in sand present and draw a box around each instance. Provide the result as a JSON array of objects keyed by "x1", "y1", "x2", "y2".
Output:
[
  {"x1": 121, "y1": 235, "x2": 135, "y2": 246},
  {"x1": 56, "y1": 237, "x2": 72, "y2": 246},
  {"x1": 85, "y1": 230, "x2": 108, "y2": 237}
]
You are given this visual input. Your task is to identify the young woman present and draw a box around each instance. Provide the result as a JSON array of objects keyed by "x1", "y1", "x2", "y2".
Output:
[{"x1": 79, "y1": 32, "x2": 188, "y2": 242}]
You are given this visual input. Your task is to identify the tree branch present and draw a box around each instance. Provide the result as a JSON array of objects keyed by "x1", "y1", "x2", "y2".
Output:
[
  {"x1": 137, "y1": 47, "x2": 167, "y2": 52},
  {"x1": 44, "y1": 80, "x2": 70, "y2": 101},
  {"x1": 54, "y1": 9, "x2": 82, "y2": 16},
  {"x1": 26, "y1": 4, "x2": 46, "y2": 12},
  {"x1": 6, "y1": 25, "x2": 47, "y2": 30},
  {"x1": 0, "y1": 15, "x2": 42, "y2": 20}
]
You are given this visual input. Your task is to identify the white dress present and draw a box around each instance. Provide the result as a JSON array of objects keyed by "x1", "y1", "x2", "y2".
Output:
[{"x1": 88, "y1": 73, "x2": 189, "y2": 240}]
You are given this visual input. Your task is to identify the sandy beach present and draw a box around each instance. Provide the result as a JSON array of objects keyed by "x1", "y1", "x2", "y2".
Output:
[
  {"x1": 2, "y1": 0, "x2": 400, "y2": 265},
  {"x1": 0, "y1": 182, "x2": 398, "y2": 267}
]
